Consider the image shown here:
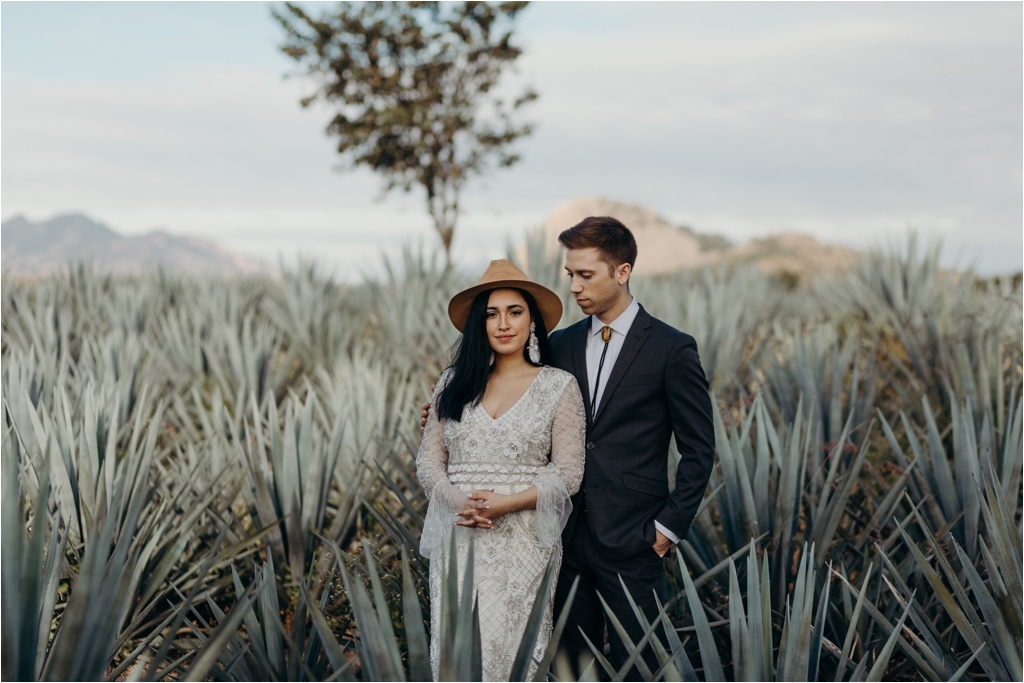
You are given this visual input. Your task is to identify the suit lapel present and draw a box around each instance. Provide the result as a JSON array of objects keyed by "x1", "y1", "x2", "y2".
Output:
[
  {"x1": 571, "y1": 317, "x2": 593, "y2": 423},
  {"x1": 592, "y1": 306, "x2": 652, "y2": 425}
]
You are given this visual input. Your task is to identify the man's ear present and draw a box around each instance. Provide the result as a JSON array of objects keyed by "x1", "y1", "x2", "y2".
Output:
[{"x1": 617, "y1": 262, "x2": 632, "y2": 285}]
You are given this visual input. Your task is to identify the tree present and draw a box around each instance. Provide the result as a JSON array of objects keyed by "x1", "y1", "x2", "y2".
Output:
[{"x1": 275, "y1": 1, "x2": 537, "y2": 262}]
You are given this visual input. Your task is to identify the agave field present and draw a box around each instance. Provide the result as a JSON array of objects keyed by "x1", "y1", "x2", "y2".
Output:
[{"x1": 2, "y1": 234, "x2": 1021, "y2": 682}]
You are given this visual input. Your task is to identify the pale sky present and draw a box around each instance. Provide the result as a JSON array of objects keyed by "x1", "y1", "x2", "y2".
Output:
[{"x1": 2, "y1": 1, "x2": 1021, "y2": 277}]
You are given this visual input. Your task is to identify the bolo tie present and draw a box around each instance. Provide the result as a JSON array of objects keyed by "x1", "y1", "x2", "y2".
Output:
[{"x1": 591, "y1": 325, "x2": 612, "y2": 418}]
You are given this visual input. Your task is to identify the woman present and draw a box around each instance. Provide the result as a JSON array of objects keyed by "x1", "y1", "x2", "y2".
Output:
[{"x1": 417, "y1": 259, "x2": 586, "y2": 681}]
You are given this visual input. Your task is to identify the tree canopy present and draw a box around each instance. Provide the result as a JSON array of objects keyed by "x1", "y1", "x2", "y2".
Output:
[{"x1": 275, "y1": 1, "x2": 537, "y2": 260}]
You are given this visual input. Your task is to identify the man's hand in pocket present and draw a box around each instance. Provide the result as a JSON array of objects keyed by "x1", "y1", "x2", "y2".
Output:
[{"x1": 653, "y1": 529, "x2": 673, "y2": 558}]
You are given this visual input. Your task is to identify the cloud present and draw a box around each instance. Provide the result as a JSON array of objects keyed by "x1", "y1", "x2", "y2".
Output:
[
  {"x1": 491, "y1": 3, "x2": 1022, "y2": 267},
  {"x1": 2, "y1": 2, "x2": 1021, "y2": 275}
]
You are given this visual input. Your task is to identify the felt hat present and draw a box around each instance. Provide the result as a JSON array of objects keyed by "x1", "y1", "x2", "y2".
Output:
[{"x1": 448, "y1": 259, "x2": 563, "y2": 333}]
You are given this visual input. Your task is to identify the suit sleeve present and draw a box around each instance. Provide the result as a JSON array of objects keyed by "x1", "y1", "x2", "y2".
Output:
[{"x1": 655, "y1": 335, "x2": 715, "y2": 541}]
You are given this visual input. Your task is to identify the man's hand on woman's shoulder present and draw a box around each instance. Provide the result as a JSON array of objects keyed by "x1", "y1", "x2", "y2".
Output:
[{"x1": 420, "y1": 383, "x2": 436, "y2": 432}]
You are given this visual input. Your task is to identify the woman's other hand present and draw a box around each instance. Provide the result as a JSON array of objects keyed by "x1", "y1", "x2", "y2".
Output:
[
  {"x1": 456, "y1": 487, "x2": 538, "y2": 527},
  {"x1": 455, "y1": 496, "x2": 491, "y2": 528},
  {"x1": 465, "y1": 489, "x2": 518, "y2": 522}
]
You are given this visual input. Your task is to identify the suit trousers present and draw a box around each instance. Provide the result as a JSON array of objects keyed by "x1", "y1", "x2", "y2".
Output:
[{"x1": 553, "y1": 507, "x2": 668, "y2": 681}]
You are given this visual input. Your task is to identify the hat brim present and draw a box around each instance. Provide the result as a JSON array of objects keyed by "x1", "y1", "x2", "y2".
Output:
[{"x1": 448, "y1": 280, "x2": 563, "y2": 333}]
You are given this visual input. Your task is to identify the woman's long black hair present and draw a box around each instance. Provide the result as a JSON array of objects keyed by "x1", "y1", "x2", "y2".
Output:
[{"x1": 436, "y1": 287, "x2": 553, "y2": 422}]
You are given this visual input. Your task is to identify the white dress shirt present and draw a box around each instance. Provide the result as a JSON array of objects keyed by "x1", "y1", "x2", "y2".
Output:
[
  {"x1": 585, "y1": 297, "x2": 680, "y2": 545},
  {"x1": 586, "y1": 296, "x2": 640, "y2": 415}
]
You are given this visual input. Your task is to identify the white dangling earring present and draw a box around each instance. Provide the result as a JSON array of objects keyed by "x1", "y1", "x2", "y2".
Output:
[
  {"x1": 490, "y1": 351, "x2": 496, "y2": 366},
  {"x1": 528, "y1": 322, "x2": 541, "y2": 364}
]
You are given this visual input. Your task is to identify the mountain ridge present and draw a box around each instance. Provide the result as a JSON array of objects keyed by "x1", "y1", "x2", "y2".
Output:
[
  {"x1": 529, "y1": 197, "x2": 858, "y2": 280},
  {"x1": 2, "y1": 213, "x2": 268, "y2": 276}
]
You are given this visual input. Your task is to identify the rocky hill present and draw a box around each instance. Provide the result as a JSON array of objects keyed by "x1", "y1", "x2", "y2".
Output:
[
  {"x1": 2, "y1": 213, "x2": 267, "y2": 277},
  {"x1": 528, "y1": 197, "x2": 857, "y2": 280}
]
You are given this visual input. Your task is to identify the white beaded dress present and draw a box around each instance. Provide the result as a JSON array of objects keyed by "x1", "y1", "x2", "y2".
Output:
[{"x1": 416, "y1": 365, "x2": 586, "y2": 682}]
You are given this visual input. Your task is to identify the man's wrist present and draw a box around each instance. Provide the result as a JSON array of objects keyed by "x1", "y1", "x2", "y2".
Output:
[{"x1": 655, "y1": 521, "x2": 680, "y2": 544}]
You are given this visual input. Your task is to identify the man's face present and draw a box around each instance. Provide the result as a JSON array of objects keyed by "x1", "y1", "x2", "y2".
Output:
[{"x1": 563, "y1": 247, "x2": 630, "y2": 317}]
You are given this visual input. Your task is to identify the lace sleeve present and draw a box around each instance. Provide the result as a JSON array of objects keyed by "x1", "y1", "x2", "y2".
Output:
[
  {"x1": 416, "y1": 371, "x2": 468, "y2": 560},
  {"x1": 531, "y1": 377, "x2": 586, "y2": 548}
]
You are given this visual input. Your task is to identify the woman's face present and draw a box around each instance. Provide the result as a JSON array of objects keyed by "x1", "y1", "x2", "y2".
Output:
[{"x1": 485, "y1": 288, "x2": 532, "y2": 358}]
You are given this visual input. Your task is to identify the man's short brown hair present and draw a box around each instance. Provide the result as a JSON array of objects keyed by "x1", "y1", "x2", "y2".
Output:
[{"x1": 558, "y1": 216, "x2": 638, "y2": 272}]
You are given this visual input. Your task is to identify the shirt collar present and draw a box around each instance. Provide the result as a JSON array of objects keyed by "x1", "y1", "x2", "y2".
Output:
[{"x1": 590, "y1": 297, "x2": 640, "y2": 337}]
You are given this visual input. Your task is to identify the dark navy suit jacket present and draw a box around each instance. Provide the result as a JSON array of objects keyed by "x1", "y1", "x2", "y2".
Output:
[{"x1": 549, "y1": 304, "x2": 715, "y2": 560}]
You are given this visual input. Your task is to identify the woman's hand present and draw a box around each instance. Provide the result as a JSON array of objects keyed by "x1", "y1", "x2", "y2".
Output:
[
  {"x1": 468, "y1": 489, "x2": 519, "y2": 521},
  {"x1": 455, "y1": 496, "x2": 491, "y2": 528},
  {"x1": 457, "y1": 487, "x2": 538, "y2": 528}
]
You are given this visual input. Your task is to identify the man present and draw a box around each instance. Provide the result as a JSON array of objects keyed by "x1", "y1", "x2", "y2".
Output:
[
  {"x1": 421, "y1": 215, "x2": 715, "y2": 678},
  {"x1": 548, "y1": 216, "x2": 714, "y2": 678}
]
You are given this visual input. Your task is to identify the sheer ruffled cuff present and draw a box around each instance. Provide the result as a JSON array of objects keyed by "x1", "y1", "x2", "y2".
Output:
[
  {"x1": 419, "y1": 483, "x2": 468, "y2": 561},
  {"x1": 532, "y1": 462, "x2": 573, "y2": 549}
]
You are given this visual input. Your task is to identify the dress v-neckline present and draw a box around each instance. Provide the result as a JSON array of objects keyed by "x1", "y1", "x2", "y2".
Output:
[{"x1": 481, "y1": 367, "x2": 546, "y2": 421}]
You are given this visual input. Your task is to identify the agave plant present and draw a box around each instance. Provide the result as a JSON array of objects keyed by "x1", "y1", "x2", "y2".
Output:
[
  {"x1": 1, "y1": 389, "x2": 240, "y2": 681},
  {"x1": 2, "y1": 236, "x2": 1020, "y2": 682},
  {"x1": 633, "y1": 265, "x2": 786, "y2": 390}
]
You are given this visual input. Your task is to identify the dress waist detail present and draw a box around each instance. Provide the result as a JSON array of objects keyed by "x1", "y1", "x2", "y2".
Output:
[{"x1": 448, "y1": 462, "x2": 545, "y2": 485}]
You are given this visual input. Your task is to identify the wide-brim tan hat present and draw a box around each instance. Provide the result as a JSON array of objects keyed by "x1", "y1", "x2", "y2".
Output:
[{"x1": 448, "y1": 259, "x2": 563, "y2": 333}]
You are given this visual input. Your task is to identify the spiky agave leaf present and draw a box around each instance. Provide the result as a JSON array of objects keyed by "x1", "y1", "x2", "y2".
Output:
[
  {"x1": 338, "y1": 549, "x2": 405, "y2": 681},
  {"x1": 1, "y1": 428, "x2": 59, "y2": 682},
  {"x1": 508, "y1": 553, "x2": 559, "y2": 681},
  {"x1": 530, "y1": 575, "x2": 581, "y2": 682},
  {"x1": 400, "y1": 546, "x2": 432, "y2": 683},
  {"x1": 779, "y1": 543, "x2": 815, "y2": 682},
  {"x1": 675, "y1": 547, "x2": 726, "y2": 682},
  {"x1": 863, "y1": 598, "x2": 914, "y2": 682}
]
